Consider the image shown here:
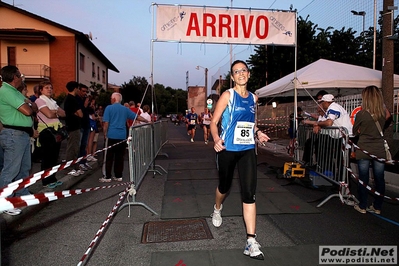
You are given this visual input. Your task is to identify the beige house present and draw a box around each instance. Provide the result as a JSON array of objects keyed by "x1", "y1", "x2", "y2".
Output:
[{"x1": 0, "y1": 1, "x2": 118, "y2": 96}]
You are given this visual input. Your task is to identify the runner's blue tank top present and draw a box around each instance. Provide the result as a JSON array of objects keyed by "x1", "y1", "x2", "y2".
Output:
[{"x1": 220, "y1": 88, "x2": 256, "y2": 151}]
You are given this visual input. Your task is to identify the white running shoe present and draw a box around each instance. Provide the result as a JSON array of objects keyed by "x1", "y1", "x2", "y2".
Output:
[
  {"x1": 76, "y1": 169, "x2": 85, "y2": 175},
  {"x1": 211, "y1": 204, "x2": 223, "y2": 227},
  {"x1": 3, "y1": 208, "x2": 21, "y2": 216},
  {"x1": 243, "y1": 238, "x2": 264, "y2": 260},
  {"x1": 190, "y1": 138, "x2": 194, "y2": 143},
  {"x1": 112, "y1": 177, "x2": 123, "y2": 182},
  {"x1": 79, "y1": 164, "x2": 88, "y2": 171},
  {"x1": 68, "y1": 170, "x2": 80, "y2": 176},
  {"x1": 99, "y1": 177, "x2": 111, "y2": 183},
  {"x1": 87, "y1": 155, "x2": 98, "y2": 162}
]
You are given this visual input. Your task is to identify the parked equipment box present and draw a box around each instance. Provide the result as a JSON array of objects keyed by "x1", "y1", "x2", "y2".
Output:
[{"x1": 283, "y1": 162, "x2": 305, "y2": 179}]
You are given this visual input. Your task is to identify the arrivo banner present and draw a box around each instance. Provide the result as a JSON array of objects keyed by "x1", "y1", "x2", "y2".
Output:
[{"x1": 156, "y1": 5, "x2": 296, "y2": 46}]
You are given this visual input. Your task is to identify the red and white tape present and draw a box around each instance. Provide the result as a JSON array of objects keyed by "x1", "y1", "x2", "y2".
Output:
[
  {"x1": 0, "y1": 138, "x2": 129, "y2": 198},
  {"x1": 77, "y1": 186, "x2": 129, "y2": 266},
  {"x1": 0, "y1": 182, "x2": 133, "y2": 212},
  {"x1": 346, "y1": 167, "x2": 399, "y2": 202}
]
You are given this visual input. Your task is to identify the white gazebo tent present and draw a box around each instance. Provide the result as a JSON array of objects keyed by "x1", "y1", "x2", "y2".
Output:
[{"x1": 255, "y1": 59, "x2": 399, "y2": 98}]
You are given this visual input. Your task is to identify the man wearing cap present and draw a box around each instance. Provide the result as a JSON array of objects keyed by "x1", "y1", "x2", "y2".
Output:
[
  {"x1": 314, "y1": 94, "x2": 352, "y2": 134},
  {"x1": 308, "y1": 94, "x2": 352, "y2": 178}
]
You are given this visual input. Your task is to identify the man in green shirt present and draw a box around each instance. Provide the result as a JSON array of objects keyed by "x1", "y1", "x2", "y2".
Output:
[{"x1": 0, "y1": 65, "x2": 38, "y2": 215}]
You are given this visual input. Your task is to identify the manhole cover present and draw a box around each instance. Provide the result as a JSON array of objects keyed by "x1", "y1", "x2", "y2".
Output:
[{"x1": 141, "y1": 218, "x2": 213, "y2": 244}]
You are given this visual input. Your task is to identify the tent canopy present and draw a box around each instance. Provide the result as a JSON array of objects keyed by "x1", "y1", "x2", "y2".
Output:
[{"x1": 255, "y1": 59, "x2": 399, "y2": 98}]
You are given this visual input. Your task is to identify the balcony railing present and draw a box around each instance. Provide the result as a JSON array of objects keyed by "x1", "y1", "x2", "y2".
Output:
[{"x1": 0, "y1": 64, "x2": 51, "y2": 79}]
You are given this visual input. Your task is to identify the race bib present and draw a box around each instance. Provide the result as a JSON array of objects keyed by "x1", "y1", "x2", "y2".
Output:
[
  {"x1": 233, "y1": 121, "x2": 255, "y2": 145},
  {"x1": 190, "y1": 119, "x2": 196, "y2": 125}
]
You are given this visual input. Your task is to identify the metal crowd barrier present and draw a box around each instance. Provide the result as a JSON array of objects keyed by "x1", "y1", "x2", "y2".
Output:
[
  {"x1": 296, "y1": 126, "x2": 354, "y2": 207},
  {"x1": 119, "y1": 121, "x2": 168, "y2": 214}
]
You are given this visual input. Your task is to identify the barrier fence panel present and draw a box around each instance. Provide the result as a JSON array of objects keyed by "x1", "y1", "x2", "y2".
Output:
[
  {"x1": 119, "y1": 121, "x2": 168, "y2": 214},
  {"x1": 296, "y1": 126, "x2": 355, "y2": 207}
]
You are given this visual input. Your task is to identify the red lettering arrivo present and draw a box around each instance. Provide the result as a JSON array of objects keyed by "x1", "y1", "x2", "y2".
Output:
[
  {"x1": 203, "y1": 13, "x2": 216, "y2": 37},
  {"x1": 186, "y1": 12, "x2": 269, "y2": 39},
  {"x1": 186, "y1": 13, "x2": 201, "y2": 36}
]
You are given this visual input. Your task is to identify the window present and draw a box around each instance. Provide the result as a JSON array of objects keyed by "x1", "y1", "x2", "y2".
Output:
[
  {"x1": 92, "y1": 62, "x2": 95, "y2": 77},
  {"x1": 97, "y1": 66, "x2": 100, "y2": 80},
  {"x1": 79, "y1": 53, "x2": 85, "y2": 72},
  {"x1": 102, "y1": 70, "x2": 106, "y2": 83}
]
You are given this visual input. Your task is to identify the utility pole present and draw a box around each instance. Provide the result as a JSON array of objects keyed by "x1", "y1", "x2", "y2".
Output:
[{"x1": 382, "y1": 0, "x2": 396, "y2": 149}]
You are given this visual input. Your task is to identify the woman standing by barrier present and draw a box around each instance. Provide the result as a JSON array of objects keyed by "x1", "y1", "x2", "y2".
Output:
[
  {"x1": 210, "y1": 60, "x2": 270, "y2": 260},
  {"x1": 353, "y1": 86, "x2": 389, "y2": 214},
  {"x1": 36, "y1": 81, "x2": 66, "y2": 188}
]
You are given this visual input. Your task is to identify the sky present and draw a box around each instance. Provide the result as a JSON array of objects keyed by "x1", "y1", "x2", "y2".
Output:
[{"x1": 4, "y1": 0, "x2": 388, "y2": 93}]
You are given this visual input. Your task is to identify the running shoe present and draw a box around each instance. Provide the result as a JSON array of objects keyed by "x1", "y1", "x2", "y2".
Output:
[
  {"x1": 4, "y1": 208, "x2": 22, "y2": 216},
  {"x1": 354, "y1": 204, "x2": 366, "y2": 214},
  {"x1": 68, "y1": 170, "x2": 80, "y2": 176},
  {"x1": 43, "y1": 182, "x2": 57, "y2": 189},
  {"x1": 79, "y1": 164, "x2": 88, "y2": 171},
  {"x1": 86, "y1": 155, "x2": 98, "y2": 162},
  {"x1": 211, "y1": 204, "x2": 223, "y2": 227},
  {"x1": 243, "y1": 238, "x2": 265, "y2": 260},
  {"x1": 112, "y1": 177, "x2": 123, "y2": 182},
  {"x1": 76, "y1": 169, "x2": 85, "y2": 175},
  {"x1": 367, "y1": 205, "x2": 381, "y2": 215},
  {"x1": 190, "y1": 138, "x2": 194, "y2": 143},
  {"x1": 99, "y1": 177, "x2": 111, "y2": 183}
]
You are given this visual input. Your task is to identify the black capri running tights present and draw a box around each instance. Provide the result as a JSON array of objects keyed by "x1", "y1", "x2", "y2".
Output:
[{"x1": 216, "y1": 149, "x2": 257, "y2": 204}]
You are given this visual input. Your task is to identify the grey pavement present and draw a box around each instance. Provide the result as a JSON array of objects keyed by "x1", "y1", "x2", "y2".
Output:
[{"x1": 1, "y1": 121, "x2": 399, "y2": 266}]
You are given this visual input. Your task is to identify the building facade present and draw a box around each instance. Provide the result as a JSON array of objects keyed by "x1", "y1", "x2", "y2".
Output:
[{"x1": 0, "y1": 1, "x2": 118, "y2": 96}]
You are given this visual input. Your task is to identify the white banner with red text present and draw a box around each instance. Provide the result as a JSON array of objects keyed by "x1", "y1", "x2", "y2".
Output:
[{"x1": 156, "y1": 5, "x2": 296, "y2": 45}]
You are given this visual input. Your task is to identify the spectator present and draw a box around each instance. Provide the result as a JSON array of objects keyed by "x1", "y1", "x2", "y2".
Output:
[
  {"x1": 64, "y1": 81, "x2": 84, "y2": 176},
  {"x1": 99, "y1": 93, "x2": 149, "y2": 183},
  {"x1": 353, "y1": 86, "x2": 390, "y2": 214},
  {"x1": 137, "y1": 102, "x2": 144, "y2": 114},
  {"x1": 127, "y1": 101, "x2": 141, "y2": 127},
  {"x1": 139, "y1": 105, "x2": 151, "y2": 124},
  {"x1": 86, "y1": 97, "x2": 99, "y2": 162},
  {"x1": 307, "y1": 94, "x2": 352, "y2": 177},
  {"x1": 0, "y1": 65, "x2": 39, "y2": 215},
  {"x1": 36, "y1": 81, "x2": 66, "y2": 188},
  {"x1": 17, "y1": 82, "x2": 28, "y2": 96},
  {"x1": 29, "y1": 84, "x2": 40, "y2": 102},
  {"x1": 287, "y1": 106, "x2": 303, "y2": 156},
  {"x1": 302, "y1": 90, "x2": 328, "y2": 164},
  {"x1": 28, "y1": 84, "x2": 41, "y2": 162},
  {"x1": 0, "y1": 121, "x2": 3, "y2": 173},
  {"x1": 76, "y1": 83, "x2": 91, "y2": 171}
]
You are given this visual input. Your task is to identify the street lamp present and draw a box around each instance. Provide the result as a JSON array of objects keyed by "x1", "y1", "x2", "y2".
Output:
[
  {"x1": 351, "y1": 10, "x2": 366, "y2": 34},
  {"x1": 352, "y1": 10, "x2": 366, "y2": 55},
  {"x1": 196, "y1": 65, "x2": 208, "y2": 107}
]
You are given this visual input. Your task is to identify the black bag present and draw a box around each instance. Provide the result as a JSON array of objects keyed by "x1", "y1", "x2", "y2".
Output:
[{"x1": 39, "y1": 125, "x2": 68, "y2": 144}]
